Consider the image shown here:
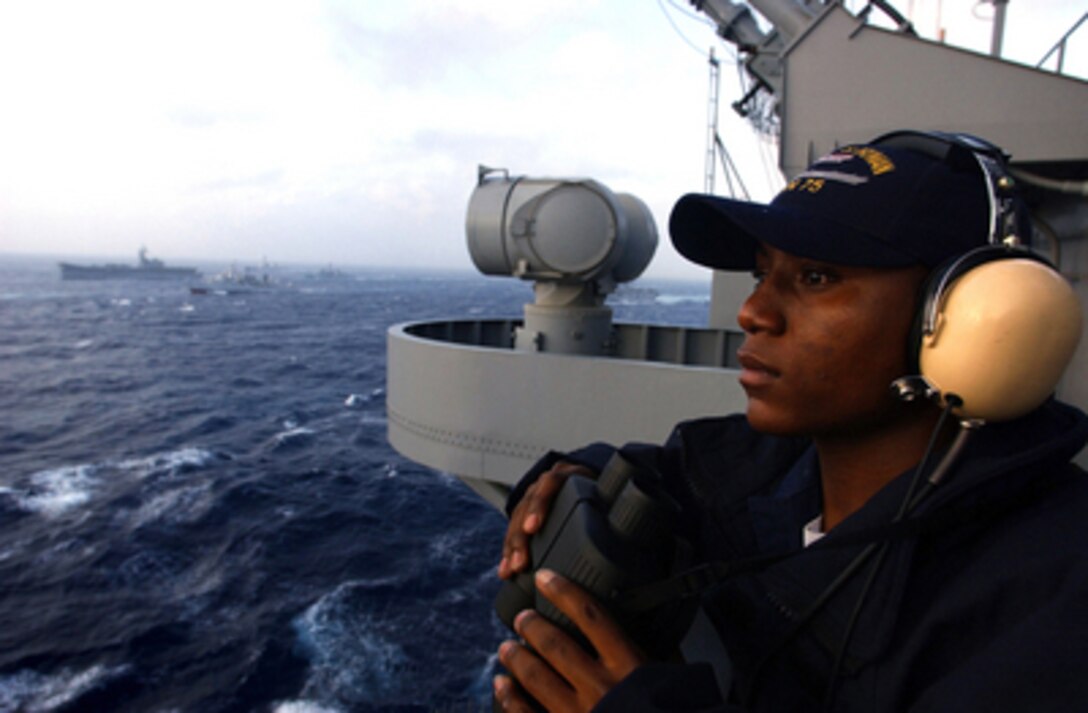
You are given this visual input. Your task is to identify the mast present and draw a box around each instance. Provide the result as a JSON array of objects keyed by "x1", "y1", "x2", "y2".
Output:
[
  {"x1": 989, "y1": 0, "x2": 1008, "y2": 57},
  {"x1": 704, "y1": 49, "x2": 721, "y2": 194}
]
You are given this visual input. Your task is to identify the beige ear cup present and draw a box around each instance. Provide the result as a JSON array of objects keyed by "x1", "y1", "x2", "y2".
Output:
[{"x1": 920, "y1": 258, "x2": 1083, "y2": 421}]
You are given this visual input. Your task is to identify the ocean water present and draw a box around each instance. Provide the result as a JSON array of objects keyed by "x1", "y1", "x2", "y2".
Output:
[{"x1": 0, "y1": 256, "x2": 709, "y2": 712}]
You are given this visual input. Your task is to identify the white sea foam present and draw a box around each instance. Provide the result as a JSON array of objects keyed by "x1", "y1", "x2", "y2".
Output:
[
  {"x1": 293, "y1": 580, "x2": 409, "y2": 705},
  {"x1": 657, "y1": 293, "x2": 709, "y2": 305},
  {"x1": 0, "y1": 534, "x2": 34, "y2": 563},
  {"x1": 117, "y1": 447, "x2": 217, "y2": 479},
  {"x1": 472, "y1": 652, "x2": 502, "y2": 702},
  {"x1": 0, "y1": 663, "x2": 129, "y2": 712},
  {"x1": 73, "y1": 339, "x2": 94, "y2": 350},
  {"x1": 13, "y1": 448, "x2": 216, "y2": 520},
  {"x1": 434, "y1": 470, "x2": 461, "y2": 487},
  {"x1": 271, "y1": 701, "x2": 344, "y2": 713},
  {"x1": 128, "y1": 482, "x2": 213, "y2": 529},
  {"x1": 358, "y1": 412, "x2": 386, "y2": 427},
  {"x1": 428, "y1": 530, "x2": 467, "y2": 567},
  {"x1": 20, "y1": 465, "x2": 98, "y2": 517},
  {"x1": 272, "y1": 426, "x2": 316, "y2": 447}
]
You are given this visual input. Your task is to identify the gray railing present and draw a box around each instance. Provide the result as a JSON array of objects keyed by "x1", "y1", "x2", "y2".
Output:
[{"x1": 1037, "y1": 11, "x2": 1088, "y2": 75}]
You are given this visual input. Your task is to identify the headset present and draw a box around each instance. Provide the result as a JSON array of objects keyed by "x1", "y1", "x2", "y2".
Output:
[{"x1": 873, "y1": 130, "x2": 1082, "y2": 423}]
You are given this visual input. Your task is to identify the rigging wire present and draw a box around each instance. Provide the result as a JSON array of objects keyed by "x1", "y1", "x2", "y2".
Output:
[
  {"x1": 656, "y1": 0, "x2": 718, "y2": 58},
  {"x1": 731, "y1": 51, "x2": 784, "y2": 197},
  {"x1": 664, "y1": 0, "x2": 717, "y2": 25},
  {"x1": 657, "y1": 0, "x2": 781, "y2": 198},
  {"x1": 715, "y1": 134, "x2": 751, "y2": 200},
  {"x1": 757, "y1": 133, "x2": 786, "y2": 196}
]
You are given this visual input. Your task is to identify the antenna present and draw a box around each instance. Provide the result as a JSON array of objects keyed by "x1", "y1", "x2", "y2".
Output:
[
  {"x1": 990, "y1": 0, "x2": 1009, "y2": 57},
  {"x1": 705, "y1": 49, "x2": 721, "y2": 194},
  {"x1": 703, "y1": 48, "x2": 750, "y2": 199}
]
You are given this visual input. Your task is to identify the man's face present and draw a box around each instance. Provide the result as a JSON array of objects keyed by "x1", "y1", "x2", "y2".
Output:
[{"x1": 736, "y1": 244, "x2": 929, "y2": 438}]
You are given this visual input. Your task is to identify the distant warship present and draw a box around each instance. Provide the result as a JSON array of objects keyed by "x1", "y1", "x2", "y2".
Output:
[{"x1": 59, "y1": 247, "x2": 199, "y2": 281}]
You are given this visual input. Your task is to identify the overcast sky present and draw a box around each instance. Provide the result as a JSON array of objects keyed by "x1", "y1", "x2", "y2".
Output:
[{"x1": 0, "y1": 1, "x2": 1084, "y2": 279}]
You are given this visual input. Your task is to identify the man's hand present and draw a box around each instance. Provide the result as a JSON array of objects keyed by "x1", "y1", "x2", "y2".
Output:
[
  {"x1": 493, "y1": 569, "x2": 646, "y2": 712},
  {"x1": 498, "y1": 462, "x2": 594, "y2": 580}
]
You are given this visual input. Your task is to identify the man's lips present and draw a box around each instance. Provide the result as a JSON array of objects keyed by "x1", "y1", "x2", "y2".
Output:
[{"x1": 737, "y1": 350, "x2": 779, "y2": 389}]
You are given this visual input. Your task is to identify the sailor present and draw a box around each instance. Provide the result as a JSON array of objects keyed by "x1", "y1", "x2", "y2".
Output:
[{"x1": 492, "y1": 131, "x2": 1088, "y2": 712}]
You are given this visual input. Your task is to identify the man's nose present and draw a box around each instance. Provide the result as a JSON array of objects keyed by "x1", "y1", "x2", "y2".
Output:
[{"x1": 737, "y1": 283, "x2": 784, "y2": 335}]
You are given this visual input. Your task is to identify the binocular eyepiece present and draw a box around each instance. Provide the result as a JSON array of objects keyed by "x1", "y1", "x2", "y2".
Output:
[{"x1": 494, "y1": 452, "x2": 685, "y2": 656}]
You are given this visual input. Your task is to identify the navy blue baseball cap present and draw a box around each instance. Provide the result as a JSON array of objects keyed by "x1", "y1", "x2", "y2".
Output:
[{"x1": 669, "y1": 134, "x2": 998, "y2": 271}]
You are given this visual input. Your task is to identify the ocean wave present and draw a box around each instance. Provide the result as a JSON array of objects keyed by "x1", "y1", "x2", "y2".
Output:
[
  {"x1": 127, "y1": 482, "x2": 214, "y2": 529},
  {"x1": 293, "y1": 580, "x2": 411, "y2": 707},
  {"x1": 343, "y1": 388, "x2": 383, "y2": 408},
  {"x1": 271, "y1": 701, "x2": 345, "y2": 713},
  {"x1": 115, "y1": 549, "x2": 190, "y2": 588},
  {"x1": 0, "y1": 265, "x2": 587, "y2": 710},
  {"x1": 0, "y1": 664, "x2": 129, "y2": 713},
  {"x1": 657, "y1": 293, "x2": 710, "y2": 305},
  {"x1": 18, "y1": 465, "x2": 99, "y2": 518},
  {"x1": 0, "y1": 534, "x2": 36, "y2": 563},
  {"x1": 270, "y1": 426, "x2": 318, "y2": 450},
  {"x1": 428, "y1": 529, "x2": 477, "y2": 571},
  {"x1": 117, "y1": 447, "x2": 218, "y2": 479},
  {"x1": 8, "y1": 448, "x2": 218, "y2": 519},
  {"x1": 291, "y1": 571, "x2": 501, "y2": 710},
  {"x1": 433, "y1": 471, "x2": 463, "y2": 488},
  {"x1": 358, "y1": 411, "x2": 387, "y2": 427}
]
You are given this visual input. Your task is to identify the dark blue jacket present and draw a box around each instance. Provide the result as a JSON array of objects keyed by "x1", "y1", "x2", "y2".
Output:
[{"x1": 508, "y1": 400, "x2": 1088, "y2": 711}]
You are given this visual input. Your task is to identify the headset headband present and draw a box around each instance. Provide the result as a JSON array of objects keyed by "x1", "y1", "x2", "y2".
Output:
[
  {"x1": 871, "y1": 130, "x2": 1025, "y2": 249},
  {"x1": 871, "y1": 130, "x2": 1041, "y2": 338}
]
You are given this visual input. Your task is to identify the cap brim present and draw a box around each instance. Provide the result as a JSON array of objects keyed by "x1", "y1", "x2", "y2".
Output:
[{"x1": 668, "y1": 193, "x2": 920, "y2": 271}]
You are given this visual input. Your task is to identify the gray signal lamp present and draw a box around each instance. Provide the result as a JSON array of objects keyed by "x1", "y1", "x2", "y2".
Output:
[
  {"x1": 464, "y1": 166, "x2": 659, "y2": 356},
  {"x1": 466, "y1": 166, "x2": 657, "y2": 286}
]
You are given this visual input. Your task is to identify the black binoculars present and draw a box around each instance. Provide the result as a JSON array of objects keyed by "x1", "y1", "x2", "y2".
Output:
[{"x1": 494, "y1": 451, "x2": 687, "y2": 656}]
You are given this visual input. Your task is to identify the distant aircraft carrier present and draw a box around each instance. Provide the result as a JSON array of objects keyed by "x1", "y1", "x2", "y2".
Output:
[{"x1": 59, "y1": 247, "x2": 199, "y2": 281}]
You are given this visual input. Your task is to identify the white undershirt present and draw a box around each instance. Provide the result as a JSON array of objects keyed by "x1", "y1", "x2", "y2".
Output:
[{"x1": 803, "y1": 514, "x2": 826, "y2": 547}]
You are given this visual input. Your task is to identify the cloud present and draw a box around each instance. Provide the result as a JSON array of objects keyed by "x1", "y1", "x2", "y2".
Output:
[{"x1": 4, "y1": 0, "x2": 1080, "y2": 281}]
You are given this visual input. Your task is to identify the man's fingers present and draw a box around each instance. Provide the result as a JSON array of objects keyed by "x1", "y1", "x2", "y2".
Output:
[
  {"x1": 500, "y1": 480, "x2": 546, "y2": 578},
  {"x1": 492, "y1": 674, "x2": 537, "y2": 713},
  {"x1": 513, "y1": 609, "x2": 611, "y2": 702},
  {"x1": 534, "y1": 569, "x2": 646, "y2": 674},
  {"x1": 498, "y1": 525, "x2": 529, "y2": 579},
  {"x1": 499, "y1": 462, "x2": 592, "y2": 579},
  {"x1": 497, "y1": 639, "x2": 576, "y2": 711},
  {"x1": 506, "y1": 578, "x2": 645, "y2": 711},
  {"x1": 523, "y1": 465, "x2": 580, "y2": 533}
]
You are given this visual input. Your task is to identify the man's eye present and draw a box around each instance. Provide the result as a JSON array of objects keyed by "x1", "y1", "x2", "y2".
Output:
[{"x1": 800, "y1": 268, "x2": 836, "y2": 286}]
